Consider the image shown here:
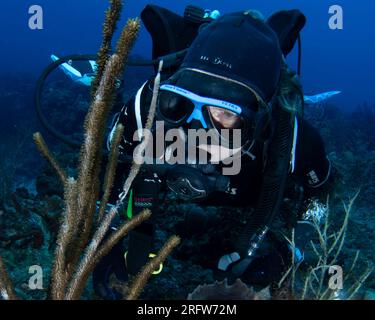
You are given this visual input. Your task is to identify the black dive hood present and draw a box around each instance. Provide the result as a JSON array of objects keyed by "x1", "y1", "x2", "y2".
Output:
[{"x1": 180, "y1": 11, "x2": 283, "y2": 103}]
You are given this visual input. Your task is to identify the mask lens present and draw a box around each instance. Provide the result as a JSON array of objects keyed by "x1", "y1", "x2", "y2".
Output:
[
  {"x1": 207, "y1": 106, "x2": 244, "y2": 129},
  {"x1": 158, "y1": 91, "x2": 194, "y2": 122}
]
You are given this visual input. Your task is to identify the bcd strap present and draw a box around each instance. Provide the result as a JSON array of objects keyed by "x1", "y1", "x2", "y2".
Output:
[
  {"x1": 126, "y1": 174, "x2": 161, "y2": 275},
  {"x1": 267, "y1": 10, "x2": 307, "y2": 57},
  {"x1": 126, "y1": 224, "x2": 154, "y2": 275}
]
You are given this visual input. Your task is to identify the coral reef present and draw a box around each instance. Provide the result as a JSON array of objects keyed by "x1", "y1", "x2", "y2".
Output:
[
  {"x1": 0, "y1": 0, "x2": 179, "y2": 300},
  {"x1": 276, "y1": 191, "x2": 373, "y2": 300},
  {"x1": 0, "y1": 1, "x2": 375, "y2": 301},
  {"x1": 187, "y1": 279, "x2": 271, "y2": 300}
]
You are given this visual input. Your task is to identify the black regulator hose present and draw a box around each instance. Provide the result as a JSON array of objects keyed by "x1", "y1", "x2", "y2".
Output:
[
  {"x1": 34, "y1": 54, "x2": 97, "y2": 148},
  {"x1": 230, "y1": 104, "x2": 296, "y2": 278},
  {"x1": 297, "y1": 34, "x2": 302, "y2": 76},
  {"x1": 34, "y1": 50, "x2": 188, "y2": 149}
]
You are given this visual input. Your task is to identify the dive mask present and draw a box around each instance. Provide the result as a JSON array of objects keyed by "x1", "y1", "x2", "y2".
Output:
[{"x1": 157, "y1": 83, "x2": 270, "y2": 151}]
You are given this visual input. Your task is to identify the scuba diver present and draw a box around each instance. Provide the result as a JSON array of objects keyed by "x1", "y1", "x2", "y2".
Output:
[{"x1": 63, "y1": 5, "x2": 335, "y2": 299}]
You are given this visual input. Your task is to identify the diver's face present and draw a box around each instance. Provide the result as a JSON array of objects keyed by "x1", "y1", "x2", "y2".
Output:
[
  {"x1": 157, "y1": 84, "x2": 247, "y2": 132},
  {"x1": 155, "y1": 85, "x2": 247, "y2": 174}
]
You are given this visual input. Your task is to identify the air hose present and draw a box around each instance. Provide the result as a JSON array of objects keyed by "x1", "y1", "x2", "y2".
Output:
[
  {"x1": 230, "y1": 102, "x2": 296, "y2": 277},
  {"x1": 34, "y1": 54, "x2": 97, "y2": 148},
  {"x1": 34, "y1": 50, "x2": 188, "y2": 149}
]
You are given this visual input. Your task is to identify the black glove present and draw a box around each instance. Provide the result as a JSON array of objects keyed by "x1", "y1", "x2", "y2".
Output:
[{"x1": 92, "y1": 238, "x2": 128, "y2": 300}]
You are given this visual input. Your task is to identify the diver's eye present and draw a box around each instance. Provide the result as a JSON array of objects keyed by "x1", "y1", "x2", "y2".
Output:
[{"x1": 207, "y1": 106, "x2": 243, "y2": 129}]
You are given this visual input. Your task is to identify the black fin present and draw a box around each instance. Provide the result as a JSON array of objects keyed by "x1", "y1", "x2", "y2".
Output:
[
  {"x1": 267, "y1": 10, "x2": 307, "y2": 57},
  {"x1": 141, "y1": 4, "x2": 201, "y2": 74}
]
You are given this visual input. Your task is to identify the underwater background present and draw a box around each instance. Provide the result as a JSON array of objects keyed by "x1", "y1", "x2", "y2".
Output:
[{"x1": 0, "y1": 0, "x2": 374, "y2": 299}]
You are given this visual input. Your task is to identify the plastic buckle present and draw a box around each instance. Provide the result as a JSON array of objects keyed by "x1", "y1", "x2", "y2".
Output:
[{"x1": 124, "y1": 251, "x2": 163, "y2": 275}]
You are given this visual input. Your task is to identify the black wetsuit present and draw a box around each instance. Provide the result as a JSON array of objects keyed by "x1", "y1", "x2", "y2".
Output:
[
  {"x1": 89, "y1": 3, "x2": 330, "y2": 299},
  {"x1": 110, "y1": 77, "x2": 332, "y2": 205},
  {"x1": 92, "y1": 75, "x2": 333, "y2": 298}
]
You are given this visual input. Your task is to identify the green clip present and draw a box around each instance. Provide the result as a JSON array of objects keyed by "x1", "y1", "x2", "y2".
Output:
[{"x1": 126, "y1": 189, "x2": 133, "y2": 219}]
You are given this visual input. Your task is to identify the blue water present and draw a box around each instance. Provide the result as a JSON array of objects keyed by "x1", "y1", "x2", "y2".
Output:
[{"x1": 0, "y1": 0, "x2": 374, "y2": 111}]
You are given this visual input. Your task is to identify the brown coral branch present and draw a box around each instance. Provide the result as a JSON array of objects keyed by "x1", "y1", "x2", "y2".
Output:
[
  {"x1": 64, "y1": 18, "x2": 141, "y2": 300},
  {"x1": 346, "y1": 265, "x2": 374, "y2": 300},
  {"x1": 95, "y1": 210, "x2": 152, "y2": 265},
  {"x1": 65, "y1": 209, "x2": 151, "y2": 300},
  {"x1": 0, "y1": 0, "x2": 145, "y2": 301},
  {"x1": 64, "y1": 59, "x2": 163, "y2": 300},
  {"x1": 73, "y1": 55, "x2": 121, "y2": 268},
  {"x1": 50, "y1": 177, "x2": 78, "y2": 299},
  {"x1": 126, "y1": 235, "x2": 181, "y2": 300},
  {"x1": 0, "y1": 256, "x2": 17, "y2": 300},
  {"x1": 328, "y1": 190, "x2": 360, "y2": 258},
  {"x1": 111, "y1": 60, "x2": 161, "y2": 212},
  {"x1": 146, "y1": 61, "x2": 163, "y2": 130},
  {"x1": 114, "y1": 18, "x2": 141, "y2": 79},
  {"x1": 33, "y1": 132, "x2": 67, "y2": 184},
  {"x1": 77, "y1": 55, "x2": 119, "y2": 216},
  {"x1": 92, "y1": 0, "x2": 124, "y2": 93},
  {"x1": 76, "y1": 18, "x2": 140, "y2": 255},
  {"x1": 65, "y1": 207, "x2": 117, "y2": 300},
  {"x1": 98, "y1": 124, "x2": 124, "y2": 222}
]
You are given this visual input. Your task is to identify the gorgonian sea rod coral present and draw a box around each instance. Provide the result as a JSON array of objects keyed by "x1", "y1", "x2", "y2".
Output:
[{"x1": 0, "y1": 0, "x2": 179, "y2": 300}]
